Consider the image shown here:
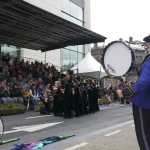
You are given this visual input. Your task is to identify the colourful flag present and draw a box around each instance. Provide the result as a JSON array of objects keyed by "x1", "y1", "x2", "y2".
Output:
[{"x1": 10, "y1": 134, "x2": 75, "y2": 150}]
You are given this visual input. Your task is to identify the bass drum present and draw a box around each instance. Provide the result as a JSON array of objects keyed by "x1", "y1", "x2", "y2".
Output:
[{"x1": 101, "y1": 41, "x2": 135, "y2": 77}]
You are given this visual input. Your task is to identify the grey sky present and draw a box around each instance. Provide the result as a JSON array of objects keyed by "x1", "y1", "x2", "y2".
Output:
[{"x1": 91, "y1": 0, "x2": 149, "y2": 45}]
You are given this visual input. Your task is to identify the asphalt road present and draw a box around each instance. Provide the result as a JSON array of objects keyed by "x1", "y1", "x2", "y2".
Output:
[{"x1": 0, "y1": 104, "x2": 133, "y2": 150}]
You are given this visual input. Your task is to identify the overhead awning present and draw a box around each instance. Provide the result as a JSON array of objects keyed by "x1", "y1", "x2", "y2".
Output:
[{"x1": 0, "y1": 0, "x2": 107, "y2": 52}]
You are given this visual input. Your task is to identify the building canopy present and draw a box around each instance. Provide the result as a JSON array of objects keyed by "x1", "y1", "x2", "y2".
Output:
[{"x1": 0, "y1": 0, "x2": 107, "y2": 52}]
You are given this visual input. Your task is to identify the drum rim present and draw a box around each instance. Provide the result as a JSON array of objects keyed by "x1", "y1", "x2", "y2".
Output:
[
  {"x1": 101, "y1": 41, "x2": 135, "y2": 77},
  {"x1": 0, "y1": 116, "x2": 4, "y2": 139}
]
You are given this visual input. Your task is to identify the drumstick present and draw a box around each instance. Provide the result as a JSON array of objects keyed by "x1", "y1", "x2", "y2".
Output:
[{"x1": 105, "y1": 69, "x2": 119, "y2": 90}]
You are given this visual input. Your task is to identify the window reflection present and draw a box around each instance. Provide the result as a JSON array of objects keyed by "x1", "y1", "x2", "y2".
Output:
[
  {"x1": 62, "y1": 13, "x2": 71, "y2": 21},
  {"x1": 62, "y1": 0, "x2": 70, "y2": 14},
  {"x1": 78, "y1": 20, "x2": 83, "y2": 26},
  {"x1": 78, "y1": 7, "x2": 83, "y2": 21},
  {"x1": 70, "y1": 2, "x2": 78, "y2": 18}
]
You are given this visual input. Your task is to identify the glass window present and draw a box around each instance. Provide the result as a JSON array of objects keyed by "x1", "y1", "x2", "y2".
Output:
[
  {"x1": 78, "y1": 45, "x2": 84, "y2": 53},
  {"x1": 78, "y1": 53, "x2": 84, "y2": 63},
  {"x1": 62, "y1": 0, "x2": 70, "y2": 14},
  {"x1": 78, "y1": 20, "x2": 83, "y2": 26},
  {"x1": 64, "y1": 46, "x2": 70, "y2": 50},
  {"x1": 70, "y1": 51, "x2": 77, "y2": 67},
  {"x1": 78, "y1": 7, "x2": 83, "y2": 21},
  {"x1": 62, "y1": 12, "x2": 71, "y2": 21},
  {"x1": 71, "y1": 46, "x2": 77, "y2": 52},
  {"x1": 61, "y1": 49, "x2": 70, "y2": 67},
  {"x1": 70, "y1": 2, "x2": 78, "y2": 18},
  {"x1": 71, "y1": 17, "x2": 78, "y2": 24}
]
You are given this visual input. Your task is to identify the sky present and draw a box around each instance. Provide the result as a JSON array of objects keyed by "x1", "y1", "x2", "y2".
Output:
[{"x1": 91, "y1": 0, "x2": 150, "y2": 45}]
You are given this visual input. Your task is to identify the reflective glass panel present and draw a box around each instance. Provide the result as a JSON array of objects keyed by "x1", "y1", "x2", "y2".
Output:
[
  {"x1": 62, "y1": 0, "x2": 70, "y2": 14},
  {"x1": 78, "y1": 20, "x2": 83, "y2": 26},
  {"x1": 78, "y1": 7, "x2": 83, "y2": 21},
  {"x1": 71, "y1": 17, "x2": 78, "y2": 24},
  {"x1": 62, "y1": 12, "x2": 71, "y2": 21},
  {"x1": 71, "y1": 46, "x2": 77, "y2": 52},
  {"x1": 70, "y1": 51, "x2": 77, "y2": 67},
  {"x1": 78, "y1": 45, "x2": 84, "y2": 53},
  {"x1": 61, "y1": 49, "x2": 70, "y2": 67},
  {"x1": 70, "y1": 2, "x2": 78, "y2": 18},
  {"x1": 78, "y1": 53, "x2": 84, "y2": 63}
]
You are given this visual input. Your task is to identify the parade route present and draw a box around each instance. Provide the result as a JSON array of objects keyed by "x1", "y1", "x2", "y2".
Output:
[
  {"x1": 53, "y1": 122, "x2": 139, "y2": 150},
  {"x1": 0, "y1": 104, "x2": 136, "y2": 150}
]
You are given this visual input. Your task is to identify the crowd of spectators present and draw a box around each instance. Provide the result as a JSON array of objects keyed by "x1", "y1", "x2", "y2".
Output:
[
  {"x1": 0, "y1": 57, "x2": 133, "y2": 117},
  {"x1": 0, "y1": 58, "x2": 60, "y2": 107}
]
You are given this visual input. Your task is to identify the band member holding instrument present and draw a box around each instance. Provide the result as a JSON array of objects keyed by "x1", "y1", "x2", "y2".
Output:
[
  {"x1": 81, "y1": 81, "x2": 88, "y2": 115},
  {"x1": 53, "y1": 81, "x2": 63, "y2": 117},
  {"x1": 116, "y1": 35, "x2": 150, "y2": 150},
  {"x1": 87, "y1": 79, "x2": 95, "y2": 114},
  {"x1": 63, "y1": 69, "x2": 74, "y2": 119},
  {"x1": 73, "y1": 79, "x2": 83, "y2": 117}
]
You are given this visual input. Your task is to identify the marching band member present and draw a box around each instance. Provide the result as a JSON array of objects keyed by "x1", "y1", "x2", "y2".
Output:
[
  {"x1": 63, "y1": 69, "x2": 74, "y2": 119},
  {"x1": 117, "y1": 35, "x2": 150, "y2": 150},
  {"x1": 53, "y1": 81, "x2": 63, "y2": 117},
  {"x1": 81, "y1": 80, "x2": 88, "y2": 115},
  {"x1": 73, "y1": 79, "x2": 83, "y2": 117},
  {"x1": 87, "y1": 79, "x2": 95, "y2": 114}
]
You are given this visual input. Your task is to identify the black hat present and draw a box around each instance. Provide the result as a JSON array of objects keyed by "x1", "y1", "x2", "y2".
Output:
[{"x1": 143, "y1": 35, "x2": 150, "y2": 43}]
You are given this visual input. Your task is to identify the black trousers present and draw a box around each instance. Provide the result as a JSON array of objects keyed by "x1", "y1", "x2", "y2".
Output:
[
  {"x1": 88, "y1": 89, "x2": 95, "y2": 113},
  {"x1": 133, "y1": 104, "x2": 150, "y2": 150},
  {"x1": 74, "y1": 95, "x2": 82, "y2": 116},
  {"x1": 82, "y1": 91, "x2": 88, "y2": 114},
  {"x1": 120, "y1": 98, "x2": 124, "y2": 104}
]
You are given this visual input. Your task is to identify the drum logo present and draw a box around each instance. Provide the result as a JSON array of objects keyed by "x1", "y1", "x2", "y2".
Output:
[{"x1": 107, "y1": 64, "x2": 116, "y2": 74}]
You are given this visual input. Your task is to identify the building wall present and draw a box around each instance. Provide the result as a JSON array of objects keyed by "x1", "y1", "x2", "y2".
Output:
[
  {"x1": 23, "y1": 0, "x2": 61, "y2": 15},
  {"x1": 84, "y1": 0, "x2": 91, "y2": 54},
  {"x1": 21, "y1": 0, "x2": 91, "y2": 71},
  {"x1": 21, "y1": 0, "x2": 61, "y2": 68},
  {"x1": 20, "y1": 48, "x2": 60, "y2": 67}
]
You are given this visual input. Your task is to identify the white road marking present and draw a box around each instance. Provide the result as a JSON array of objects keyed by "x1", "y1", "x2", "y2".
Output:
[
  {"x1": 26, "y1": 115, "x2": 53, "y2": 119},
  {"x1": 64, "y1": 142, "x2": 89, "y2": 150},
  {"x1": 100, "y1": 107, "x2": 108, "y2": 110},
  {"x1": 4, "y1": 122, "x2": 63, "y2": 134},
  {"x1": 105, "y1": 130, "x2": 122, "y2": 137}
]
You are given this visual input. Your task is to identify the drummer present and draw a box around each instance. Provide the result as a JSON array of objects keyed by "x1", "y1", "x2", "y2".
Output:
[{"x1": 116, "y1": 35, "x2": 150, "y2": 150}]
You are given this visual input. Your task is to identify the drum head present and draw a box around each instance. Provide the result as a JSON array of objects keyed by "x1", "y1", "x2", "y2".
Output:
[{"x1": 101, "y1": 41, "x2": 134, "y2": 77}]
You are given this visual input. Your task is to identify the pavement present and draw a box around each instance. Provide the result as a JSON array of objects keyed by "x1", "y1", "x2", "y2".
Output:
[{"x1": 0, "y1": 103, "x2": 140, "y2": 150}]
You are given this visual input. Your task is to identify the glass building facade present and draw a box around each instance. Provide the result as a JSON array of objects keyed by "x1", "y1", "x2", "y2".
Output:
[{"x1": 61, "y1": 0, "x2": 85, "y2": 72}]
